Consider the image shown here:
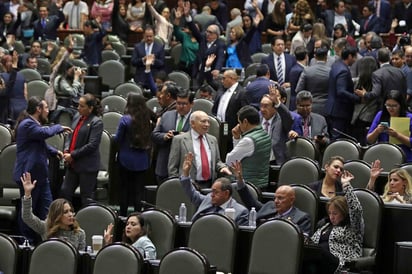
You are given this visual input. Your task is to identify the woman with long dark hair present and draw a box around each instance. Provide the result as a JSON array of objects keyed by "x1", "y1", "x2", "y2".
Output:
[
  {"x1": 114, "y1": 93, "x2": 156, "y2": 216},
  {"x1": 53, "y1": 60, "x2": 84, "y2": 109},
  {"x1": 367, "y1": 89, "x2": 412, "y2": 162},
  {"x1": 264, "y1": 0, "x2": 286, "y2": 43}
]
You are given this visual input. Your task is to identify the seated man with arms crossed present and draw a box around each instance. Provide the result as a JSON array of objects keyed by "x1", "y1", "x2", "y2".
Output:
[{"x1": 180, "y1": 153, "x2": 249, "y2": 226}]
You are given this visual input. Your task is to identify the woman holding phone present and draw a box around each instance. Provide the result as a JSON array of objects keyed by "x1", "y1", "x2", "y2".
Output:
[{"x1": 366, "y1": 89, "x2": 412, "y2": 162}]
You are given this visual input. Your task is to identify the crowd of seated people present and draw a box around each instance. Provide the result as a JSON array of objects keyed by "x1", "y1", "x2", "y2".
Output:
[{"x1": 3, "y1": 0, "x2": 412, "y2": 272}]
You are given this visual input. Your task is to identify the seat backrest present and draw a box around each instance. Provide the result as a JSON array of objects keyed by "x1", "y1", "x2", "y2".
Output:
[
  {"x1": 343, "y1": 160, "x2": 371, "y2": 189},
  {"x1": 75, "y1": 204, "x2": 117, "y2": 246},
  {"x1": 102, "y1": 112, "x2": 122, "y2": 136},
  {"x1": 146, "y1": 97, "x2": 162, "y2": 113},
  {"x1": 262, "y1": 43, "x2": 272, "y2": 54},
  {"x1": 64, "y1": 33, "x2": 85, "y2": 48},
  {"x1": 101, "y1": 95, "x2": 127, "y2": 113},
  {"x1": 231, "y1": 182, "x2": 261, "y2": 207},
  {"x1": 27, "y1": 80, "x2": 50, "y2": 98},
  {"x1": 113, "y1": 82, "x2": 143, "y2": 98},
  {"x1": 29, "y1": 239, "x2": 78, "y2": 274},
  {"x1": 155, "y1": 178, "x2": 197, "y2": 220},
  {"x1": 170, "y1": 43, "x2": 182, "y2": 67},
  {"x1": 363, "y1": 143, "x2": 405, "y2": 172},
  {"x1": 188, "y1": 214, "x2": 237, "y2": 273},
  {"x1": 0, "y1": 124, "x2": 12, "y2": 151},
  {"x1": 251, "y1": 52, "x2": 268, "y2": 63},
  {"x1": 278, "y1": 157, "x2": 321, "y2": 186},
  {"x1": 245, "y1": 63, "x2": 260, "y2": 78},
  {"x1": 0, "y1": 233, "x2": 18, "y2": 274},
  {"x1": 353, "y1": 189, "x2": 383, "y2": 256},
  {"x1": 93, "y1": 242, "x2": 143, "y2": 274},
  {"x1": 192, "y1": 99, "x2": 213, "y2": 115},
  {"x1": 400, "y1": 163, "x2": 412, "y2": 177},
  {"x1": 242, "y1": 75, "x2": 256, "y2": 87},
  {"x1": 0, "y1": 143, "x2": 17, "y2": 188},
  {"x1": 286, "y1": 137, "x2": 319, "y2": 161},
  {"x1": 322, "y1": 138, "x2": 361, "y2": 165},
  {"x1": 69, "y1": 58, "x2": 88, "y2": 68},
  {"x1": 111, "y1": 42, "x2": 127, "y2": 56},
  {"x1": 248, "y1": 219, "x2": 303, "y2": 274},
  {"x1": 36, "y1": 58, "x2": 51, "y2": 75},
  {"x1": 99, "y1": 130, "x2": 112, "y2": 171},
  {"x1": 168, "y1": 71, "x2": 191, "y2": 90},
  {"x1": 46, "y1": 134, "x2": 65, "y2": 152},
  {"x1": 101, "y1": 50, "x2": 120, "y2": 62},
  {"x1": 207, "y1": 115, "x2": 221, "y2": 144},
  {"x1": 98, "y1": 60, "x2": 125, "y2": 89},
  {"x1": 159, "y1": 247, "x2": 210, "y2": 274},
  {"x1": 141, "y1": 208, "x2": 176, "y2": 259},
  {"x1": 291, "y1": 184, "x2": 318, "y2": 235},
  {"x1": 19, "y1": 68, "x2": 42, "y2": 82},
  {"x1": 57, "y1": 111, "x2": 73, "y2": 127}
]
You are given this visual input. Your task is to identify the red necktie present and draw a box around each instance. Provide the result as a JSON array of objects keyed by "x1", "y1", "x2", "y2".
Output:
[
  {"x1": 199, "y1": 135, "x2": 210, "y2": 180},
  {"x1": 303, "y1": 118, "x2": 309, "y2": 138}
]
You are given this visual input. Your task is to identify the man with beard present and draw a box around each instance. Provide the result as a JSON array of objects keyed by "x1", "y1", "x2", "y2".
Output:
[{"x1": 13, "y1": 96, "x2": 72, "y2": 243}]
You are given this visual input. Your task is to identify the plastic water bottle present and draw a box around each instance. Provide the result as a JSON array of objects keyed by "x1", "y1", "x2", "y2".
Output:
[
  {"x1": 240, "y1": 68, "x2": 245, "y2": 82},
  {"x1": 248, "y1": 207, "x2": 257, "y2": 227},
  {"x1": 179, "y1": 203, "x2": 187, "y2": 222}
]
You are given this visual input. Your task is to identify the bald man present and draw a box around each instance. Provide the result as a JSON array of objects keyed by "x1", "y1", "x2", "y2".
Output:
[{"x1": 232, "y1": 161, "x2": 311, "y2": 235}]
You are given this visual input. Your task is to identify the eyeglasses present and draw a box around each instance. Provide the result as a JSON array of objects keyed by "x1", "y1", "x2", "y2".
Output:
[
  {"x1": 176, "y1": 102, "x2": 189, "y2": 106},
  {"x1": 385, "y1": 104, "x2": 400, "y2": 109}
]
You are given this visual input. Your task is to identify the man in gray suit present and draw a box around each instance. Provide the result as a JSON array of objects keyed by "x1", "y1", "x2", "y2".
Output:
[
  {"x1": 296, "y1": 45, "x2": 331, "y2": 116},
  {"x1": 152, "y1": 87, "x2": 193, "y2": 183},
  {"x1": 289, "y1": 91, "x2": 330, "y2": 149},
  {"x1": 180, "y1": 152, "x2": 249, "y2": 225},
  {"x1": 193, "y1": 5, "x2": 223, "y2": 32},
  {"x1": 169, "y1": 110, "x2": 231, "y2": 188}
]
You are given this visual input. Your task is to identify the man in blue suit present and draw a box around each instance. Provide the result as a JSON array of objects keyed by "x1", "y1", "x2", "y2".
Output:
[
  {"x1": 368, "y1": 0, "x2": 391, "y2": 33},
  {"x1": 13, "y1": 97, "x2": 72, "y2": 243},
  {"x1": 326, "y1": 46, "x2": 360, "y2": 140},
  {"x1": 261, "y1": 36, "x2": 296, "y2": 89},
  {"x1": 33, "y1": 3, "x2": 65, "y2": 41},
  {"x1": 180, "y1": 152, "x2": 249, "y2": 226},
  {"x1": 131, "y1": 25, "x2": 165, "y2": 88},
  {"x1": 359, "y1": 4, "x2": 382, "y2": 35},
  {"x1": 245, "y1": 64, "x2": 274, "y2": 109}
]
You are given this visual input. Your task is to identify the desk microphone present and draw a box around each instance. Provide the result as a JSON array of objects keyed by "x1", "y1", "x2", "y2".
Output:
[{"x1": 332, "y1": 128, "x2": 359, "y2": 144}]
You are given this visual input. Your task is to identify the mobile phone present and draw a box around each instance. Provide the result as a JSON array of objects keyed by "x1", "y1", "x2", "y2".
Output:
[
  {"x1": 380, "y1": 122, "x2": 389, "y2": 128},
  {"x1": 172, "y1": 131, "x2": 179, "y2": 135}
]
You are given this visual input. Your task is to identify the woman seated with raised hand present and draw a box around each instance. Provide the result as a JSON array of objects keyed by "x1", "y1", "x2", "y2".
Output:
[
  {"x1": 310, "y1": 170, "x2": 364, "y2": 273},
  {"x1": 104, "y1": 213, "x2": 156, "y2": 259},
  {"x1": 20, "y1": 172, "x2": 86, "y2": 250},
  {"x1": 367, "y1": 160, "x2": 412, "y2": 204}
]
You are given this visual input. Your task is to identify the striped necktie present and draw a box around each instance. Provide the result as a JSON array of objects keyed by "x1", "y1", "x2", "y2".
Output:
[{"x1": 276, "y1": 55, "x2": 284, "y2": 85}]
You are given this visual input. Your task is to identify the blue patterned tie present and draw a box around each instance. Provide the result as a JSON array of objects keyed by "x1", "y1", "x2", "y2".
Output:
[{"x1": 277, "y1": 55, "x2": 284, "y2": 85}]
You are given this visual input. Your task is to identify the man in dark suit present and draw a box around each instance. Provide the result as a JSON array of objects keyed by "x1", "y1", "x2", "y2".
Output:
[
  {"x1": 369, "y1": 0, "x2": 391, "y2": 33},
  {"x1": 320, "y1": 0, "x2": 355, "y2": 37},
  {"x1": 152, "y1": 87, "x2": 192, "y2": 183},
  {"x1": 208, "y1": 0, "x2": 228, "y2": 29},
  {"x1": 13, "y1": 97, "x2": 71, "y2": 242},
  {"x1": 261, "y1": 36, "x2": 296, "y2": 89},
  {"x1": 168, "y1": 110, "x2": 231, "y2": 187},
  {"x1": 180, "y1": 153, "x2": 249, "y2": 225},
  {"x1": 33, "y1": 3, "x2": 65, "y2": 41},
  {"x1": 184, "y1": 0, "x2": 225, "y2": 88},
  {"x1": 296, "y1": 44, "x2": 331, "y2": 117},
  {"x1": 359, "y1": 4, "x2": 382, "y2": 35},
  {"x1": 232, "y1": 161, "x2": 311, "y2": 235},
  {"x1": 131, "y1": 25, "x2": 165, "y2": 88},
  {"x1": 326, "y1": 46, "x2": 360, "y2": 140},
  {"x1": 245, "y1": 64, "x2": 273, "y2": 109},
  {"x1": 212, "y1": 69, "x2": 248, "y2": 151},
  {"x1": 289, "y1": 46, "x2": 308, "y2": 111}
]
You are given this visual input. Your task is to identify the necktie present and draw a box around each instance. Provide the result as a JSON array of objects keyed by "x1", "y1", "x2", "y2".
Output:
[
  {"x1": 145, "y1": 44, "x2": 150, "y2": 55},
  {"x1": 303, "y1": 118, "x2": 309, "y2": 138},
  {"x1": 264, "y1": 121, "x2": 270, "y2": 133},
  {"x1": 276, "y1": 55, "x2": 284, "y2": 85},
  {"x1": 42, "y1": 19, "x2": 46, "y2": 28},
  {"x1": 176, "y1": 115, "x2": 184, "y2": 132},
  {"x1": 363, "y1": 18, "x2": 369, "y2": 31},
  {"x1": 375, "y1": 0, "x2": 380, "y2": 17},
  {"x1": 214, "y1": 206, "x2": 221, "y2": 213},
  {"x1": 199, "y1": 135, "x2": 210, "y2": 180}
]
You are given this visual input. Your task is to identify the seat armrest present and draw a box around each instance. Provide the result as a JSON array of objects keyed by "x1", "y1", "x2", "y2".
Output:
[{"x1": 346, "y1": 255, "x2": 376, "y2": 271}]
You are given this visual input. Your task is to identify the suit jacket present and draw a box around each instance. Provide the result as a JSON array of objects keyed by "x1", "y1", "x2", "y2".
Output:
[
  {"x1": 365, "y1": 64, "x2": 406, "y2": 107},
  {"x1": 368, "y1": 0, "x2": 391, "y2": 32},
  {"x1": 168, "y1": 131, "x2": 226, "y2": 181},
  {"x1": 151, "y1": 110, "x2": 191, "y2": 177},
  {"x1": 265, "y1": 103, "x2": 293, "y2": 165},
  {"x1": 237, "y1": 184, "x2": 311, "y2": 235},
  {"x1": 261, "y1": 52, "x2": 296, "y2": 83},
  {"x1": 131, "y1": 41, "x2": 165, "y2": 87},
  {"x1": 392, "y1": 0, "x2": 412, "y2": 33},
  {"x1": 296, "y1": 60, "x2": 330, "y2": 116},
  {"x1": 13, "y1": 117, "x2": 64, "y2": 183},
  {"x1": 212, "y1": 84, "x2": 248, "y2": 132},
  {"x1": 193, "y1": 12, "x2": 223, "y2": 32},
  {"x1": 359, "y1": 14, "x2": 382, "y2": 35},
  {"x1": 33, "y1": 11, "x2": 65, "y2": 40},
  {"x1": 326, "y1": 59, "x2": 359, "y2": 119},
  {"x1": 289, "y1": 62, "x2": 305, "y2": 110},
  {"x1": 322, "y1": 9, "x2": 355, "y2": 37},
  {"x1": 64, "y1": 113, "x2": 103, "y2": 173},
  {"x1": 180, "y1": 176, "x2": 249, "y2": 225},
  {"x1": 245, "y1": 76, "x2": 272, "y2": 109},
  {"x1": 188, "y1": 19, "x2": 225, "y2": 84}
]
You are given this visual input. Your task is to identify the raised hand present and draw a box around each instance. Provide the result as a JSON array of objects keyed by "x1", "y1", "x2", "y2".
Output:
[
  {"x1": 340, "y1": 170, "x2": 354, "y2": 186},
  {"x1": 370, "y1": 160, "x2": 383, "y2": 180},
  {"x1": 182, "y1": 153, "x2": 194, "y2": 177},
  {"x1": 103, "y1": 223, "x2": 114, "y2": 244},
  {"x1": 21, "y1": 172, "x2": 37, "y2": 196}
]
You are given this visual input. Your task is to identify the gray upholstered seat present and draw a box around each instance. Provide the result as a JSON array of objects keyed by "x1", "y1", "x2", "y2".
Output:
[
  {"x1": 343, "y1": 160, "x2": 371, "y2": 189},
  {"x1": 145, "y1": 97, "x2": 162, "y2": 113},
  {"x1": 0, "y1": 124, "x2": 12, "y2": 151},
  {"x1": 27, "y1": 80, "x2": 49, "y2": 98},
  {"x1": 98, "y1": 60, "x2": 125, "y2": 89},
  {"x1": 248, "y1": 219, "x2": 303, "y2": 274},
  {"x1": 362, "y1": 143, "x2": 405, "y2": 172},
  {"x1": 251, "y1": 52, "x2": 268, "y2": 63},
  {"x1": 168, "y1": 71, "x2": 191, "y2": 90},
  {"x1": 113, "y1": 82, "x2": 143, "y2": 98},
  {"x1": 188, "y1": 214, "x2": 237, "y2": 273},
  {"x1": 19, "y1": 68, "x2": 42, "y2": 82},
  {"x1": 192, "y1": 99, "x2": 213, "y2": 115},
  {"x1": 101, "y1": 95, "x2": 127, "y2": 114},
  {"x1": 28, "y1": 239, "x2": 78, "y2": 274},
  {"x1": 322, "y1": 138, "x2": 361, "y2": 165},
  {"x1": 231, "y1": 182, "x2": 261, "y2": 208},
  {"x1": 286, "y1": 137, "x2": 319, "y2": 161},
  {"x1": 102, "y1": 112, "x2": 122, "y2": 136},
  {"x1": 291, "y1": 184, "x2": 318, "y2": 235},
  {"x1": 159, "y1": 247, "x2": 211, "y2": 274},
  {"x1": 93, "y1": 242, "x2": 143, "y2": 274},
  {"x1": 0, "y1": 233, "x2": 18, "y2": 274},
  {"x1": 141, "y1": 208, "x2": 176, "y2": 259},
  {"x1": 278, "y1": 157, "x2": 321, "y2": 186}
]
